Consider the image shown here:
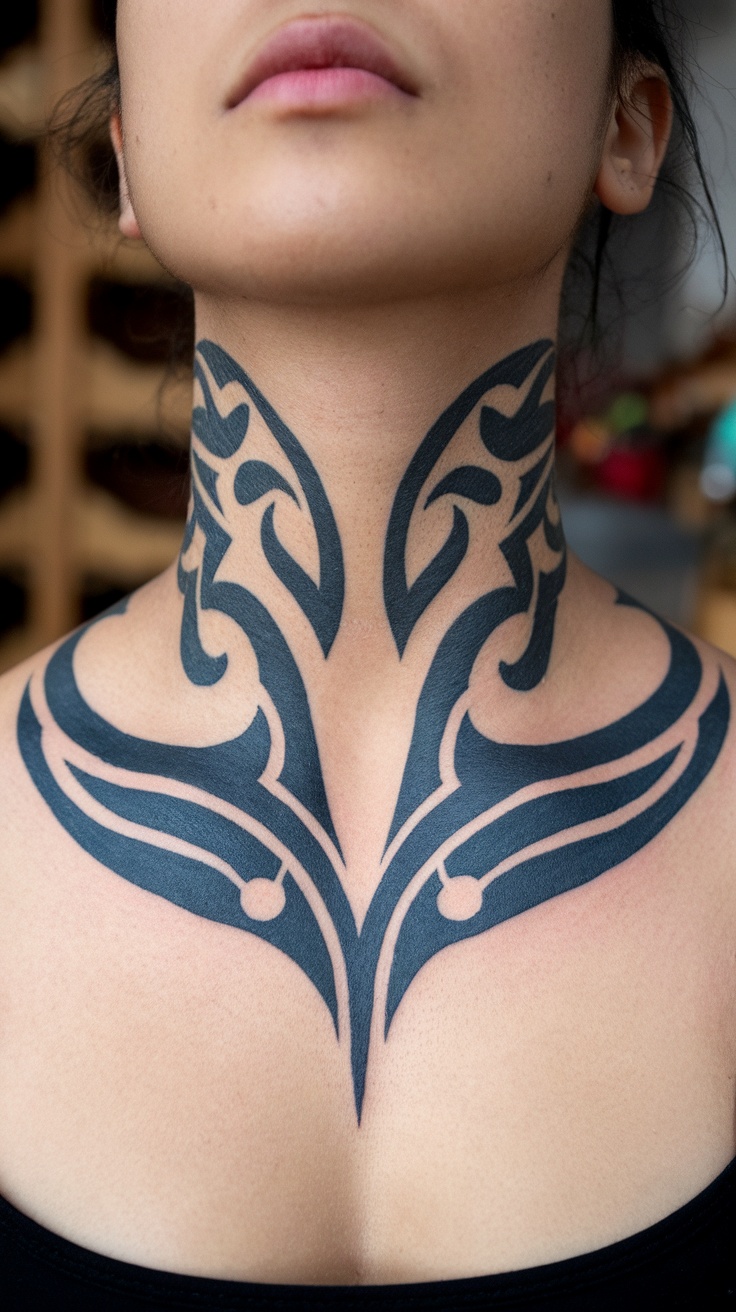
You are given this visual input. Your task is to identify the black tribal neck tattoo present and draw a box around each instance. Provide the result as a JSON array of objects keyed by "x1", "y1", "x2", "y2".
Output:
[{"x1": 19, "y1": 339, "x2": 729, "y2": 1117}]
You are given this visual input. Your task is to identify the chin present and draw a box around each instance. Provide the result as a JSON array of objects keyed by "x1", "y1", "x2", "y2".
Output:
[
  {"x1": 132, "y1": 153, "x2": 576, "y2": 308},
  {"x1": 138, "y1": 216, "x2": 546, "y2": 312},
  {"x1": 141, "y1": 221, "x2": 448, "y2": 308}
]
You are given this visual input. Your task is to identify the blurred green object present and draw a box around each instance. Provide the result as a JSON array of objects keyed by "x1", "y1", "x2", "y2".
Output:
[
  {"x1": 701, "y1": 399, "x2": 736, "y2": 503},
  {"x1": 604, "y1": 392, "x2": 649, "y2": 435}
]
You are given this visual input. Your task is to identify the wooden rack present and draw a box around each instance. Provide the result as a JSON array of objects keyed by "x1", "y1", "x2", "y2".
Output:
[{"x1": 0, "y1": 0, "x2": 189, "y2": 674}]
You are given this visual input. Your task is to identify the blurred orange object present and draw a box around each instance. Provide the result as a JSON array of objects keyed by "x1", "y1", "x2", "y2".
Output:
[{"x1": 568, "y1": 417, "x2": 611, "y2": 464}]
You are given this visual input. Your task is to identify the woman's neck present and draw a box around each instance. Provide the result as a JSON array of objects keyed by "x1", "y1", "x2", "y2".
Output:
[
  {"x1": 190, "y1": 279, "x2": 566, "y2": 658},
  {"x1": 178, "y1": 291, "x2": 567, "y2": 881}
]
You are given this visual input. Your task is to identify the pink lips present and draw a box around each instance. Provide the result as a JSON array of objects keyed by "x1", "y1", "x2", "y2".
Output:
[{"x1": 228, "y1": 16, "x2": 418, "y2": 110}]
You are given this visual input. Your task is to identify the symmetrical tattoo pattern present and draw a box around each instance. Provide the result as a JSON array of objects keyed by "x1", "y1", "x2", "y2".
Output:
[{"x1": 18, "y1": 339, "x2": 729, "y2": 1116}]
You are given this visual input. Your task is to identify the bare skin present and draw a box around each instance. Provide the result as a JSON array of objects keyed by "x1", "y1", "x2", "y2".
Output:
[{"x1": 0, "y1": 0, "x2": 734, "y2": 1287}]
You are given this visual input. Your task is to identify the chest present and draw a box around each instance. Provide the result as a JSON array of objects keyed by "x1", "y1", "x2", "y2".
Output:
[{"x1": 0, "y1": 817, "x2": 734, "y2": 1282}]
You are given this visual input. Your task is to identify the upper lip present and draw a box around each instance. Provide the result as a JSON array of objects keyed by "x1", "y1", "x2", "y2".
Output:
[{"x1": 226, "y1": 15, "x2": 419, "y2": 106}]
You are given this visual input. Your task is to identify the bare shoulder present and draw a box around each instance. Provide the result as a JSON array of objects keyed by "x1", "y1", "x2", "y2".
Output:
[
  {"x1": 0, "y1": 642, "x2": 56, "y2": 787},
  {"x1": 684, "y1": 626, "x2": 736, "y2": 829},
  {"x1": 695, "y1": 626, "x2": 736, "y2": 715},
  {"x1": 0, "y1": 639, "x2": 69, "y2": 866},
  {"x1": 645, "y1": 620, "x2": 736, "y2": 924},
  {"x1": 550, "y1": 565, "x2": 736, "y2": 910}
]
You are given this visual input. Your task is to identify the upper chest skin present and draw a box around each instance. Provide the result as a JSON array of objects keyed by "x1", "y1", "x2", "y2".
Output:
[{"x1": 0, "y1": 646, "x2": 735, "y2": 1285}]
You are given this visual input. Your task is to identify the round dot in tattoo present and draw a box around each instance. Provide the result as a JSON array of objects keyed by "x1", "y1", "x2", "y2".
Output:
[
  {"x1": 240, "y1": 878, "x2": 287, "y2": 921},
  {"x1": 437, "y1": 876, "x2": 484, "y2": 921}
]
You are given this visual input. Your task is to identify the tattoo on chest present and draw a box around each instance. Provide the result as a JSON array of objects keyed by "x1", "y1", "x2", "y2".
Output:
[{"x1": 18, "y1": 339, "x2": 729, "y2": 1116}]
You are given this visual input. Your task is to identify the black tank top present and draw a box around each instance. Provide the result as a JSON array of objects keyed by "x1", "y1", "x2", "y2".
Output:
[{"x1": 1, "y1": 1158, "x2": 735, "y2": 1310}]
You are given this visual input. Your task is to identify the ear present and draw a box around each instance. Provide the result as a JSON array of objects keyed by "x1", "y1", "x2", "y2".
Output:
[
  {"x1": 594, "y1": 65, "x2": 673, "y2": 216},
  {"x1": 110, "y1": 111, "x2": 143, "y2": 240}
]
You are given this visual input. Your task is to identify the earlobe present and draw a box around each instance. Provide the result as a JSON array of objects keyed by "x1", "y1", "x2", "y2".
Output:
[
  {"x1": 594, "y1": 70, "x2": 673, "y2": 217},
  {"x1": 109, "y1": 112, "x2": 143, "y2": 240}
]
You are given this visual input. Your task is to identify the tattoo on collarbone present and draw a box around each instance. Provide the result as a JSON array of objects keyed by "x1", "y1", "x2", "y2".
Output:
[{"x1": 18, "y1": 338, "x2": 729, "y2": 1116}]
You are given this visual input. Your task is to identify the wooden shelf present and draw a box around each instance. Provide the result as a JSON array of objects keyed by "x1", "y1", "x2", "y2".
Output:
[
  {"x1": 0, "y1": 197, "x2": 37, "y2": 273},
  {"x1": 87, "y1": 342, "x2": 190, "y2": 436},
  {"x1": 0, "y1": 339, "x2": 191, "y2": 436},
  {"x1": 0, "y1": 42, "x2": 44, "y2": 141},
  {"x1": 0, "y1": 34, "x2": 112, "y2": 144},
  {"x1": 0, "y1": 483, "x2": 183, "y2": 578},
  {"x1": 0, "y1": 340, "x2": 31, "y2": 426},
  {"x1": 0, "y1": 626, "x2": 46, "y2": 676},
  {"x1": 0, "y1": 1, "x2": 192, "y2": 666},
  {"x1": 0, "y1": 194, "x2": 177, "y2": 284}
]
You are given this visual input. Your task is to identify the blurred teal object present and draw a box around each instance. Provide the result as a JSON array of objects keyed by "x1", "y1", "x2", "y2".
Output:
[{"x1": 701, "y1": 399, "x2": 736, "y2": 502}]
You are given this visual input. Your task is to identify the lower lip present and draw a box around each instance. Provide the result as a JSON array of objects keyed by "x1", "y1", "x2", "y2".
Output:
[{"x1": 245, "y1": 66, "x2": 406, "y2": 108}]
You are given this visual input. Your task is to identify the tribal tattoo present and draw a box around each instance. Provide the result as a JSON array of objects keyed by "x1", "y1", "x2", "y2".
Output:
[{"x1": 18, "y1": 339, "x2": 729, "y2": 1117}]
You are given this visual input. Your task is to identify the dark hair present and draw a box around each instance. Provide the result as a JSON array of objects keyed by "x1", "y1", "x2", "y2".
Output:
[{"x1": 54, "y1": 0, "x2": 729, "y2": 367}]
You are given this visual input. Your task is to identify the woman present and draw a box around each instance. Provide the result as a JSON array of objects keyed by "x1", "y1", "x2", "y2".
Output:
[{"x1": 0, "y1": 1, "x2": 734, "y2": 1306}]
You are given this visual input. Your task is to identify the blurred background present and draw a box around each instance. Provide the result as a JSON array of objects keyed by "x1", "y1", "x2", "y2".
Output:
[
  {"x1": 1, "y1": 0, "x2": 736, "y2": 673},
  {"x1": 0, "y1": 0, "x2": 190, "y2": 673}
]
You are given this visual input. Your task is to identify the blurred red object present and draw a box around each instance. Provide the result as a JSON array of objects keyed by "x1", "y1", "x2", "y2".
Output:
[{"x1": 593, "y1": 447, "x2": 666, "y2": 502}]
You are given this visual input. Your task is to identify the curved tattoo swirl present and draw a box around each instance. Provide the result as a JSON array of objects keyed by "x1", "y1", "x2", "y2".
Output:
[
  {"x1": 384, "y1": 340, "x2": 558, "y2": 664},
  {"x1": 18, "y1": 341, "x2": 730, "y2": 1118},
  {"x1": 187, "y1": 340, "x2": 345, "y2": 666}
]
